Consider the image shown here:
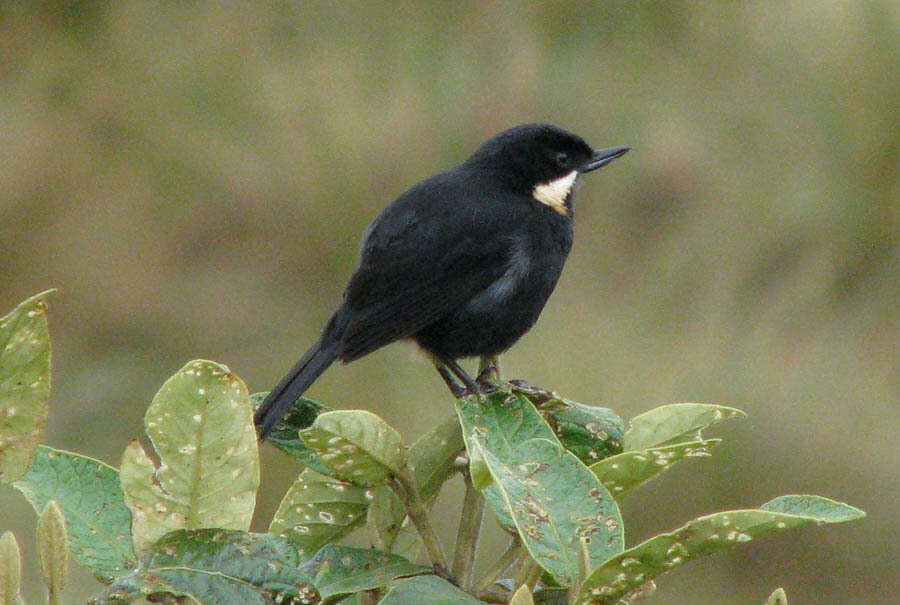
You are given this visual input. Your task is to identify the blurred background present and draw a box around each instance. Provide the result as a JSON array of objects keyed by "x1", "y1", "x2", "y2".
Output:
[{"x1": 1, "y1": 1, "x2": 897, "y2": 603}]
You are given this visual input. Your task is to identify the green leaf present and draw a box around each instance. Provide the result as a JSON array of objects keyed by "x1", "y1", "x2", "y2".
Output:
[
  {"x1": 119, "y1": 360, "x2": 259, "y2": 554},
  {"x1": 253, "y1": 392, "x2": 333, "y2": 473},
  {"x1": 576, "y1": 495, "x2": 865, "y2": 604},
  {"x1": 408, "y1": 414, "x2": 464, "y2": 501},
  {"x1": 456, "y1": 391, "x2": 558, "y2": 458},
  {"x1": 300, "y1": 410, "x2": 405, "y2": 486},
  {"x1": 765, "y1": 587, "x2": 788, "y2": 605},
  {"x1": 623, "y1": 403, "x2": 744, "y2": 450},
  {"x1": 0, "y1": 290, "x2": 53, "y2": 483},
  {"x1": 38, "y1": 500, "x2": 69, "y2": 599},
  {"x1": 546, "y1": 402, "x2": 624, "y2": 464},
  {"x1": 366, "y1": 414, "x2": 463, "y2": 551},
  {"x1": 14, "y1": 446, "x2": 136, "y2": 579},
  {"x1": 269, "y1": 467, "x2": 369, "y2": 551},
  {"x1": 455, "y1": 391, "x2": 559, "y2": 528},
  {"x1": 90, "y1": 529, "x2": 318, "y2": 605},
  {"x1": 589, "y1": 439, "x2": 721, "y2": 498},
  {"x1": 509, "y1": 584, "x2": 535, "y2": 605},
  {"x1": 0, "y1": 531, "x2": 24, "y2": 605},
  {"x1": 366, "y1": 484, "x2": 406, "y2": 552},
  {"x1": 299, "y1": 544, "x2": 430, "y2": 601},
  {"x1": 378, "y1": 574, "x2": 486, "y2": 604},
  {"x1": 471, "y1": 437, "x2": 623, "y2": 587},
  {"x1": 759, "y1": 494, "x2": 865, "y2": 521}
]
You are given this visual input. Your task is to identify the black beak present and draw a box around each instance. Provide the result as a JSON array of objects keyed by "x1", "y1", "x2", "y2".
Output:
[{"x1": 582, "y1": 146, "x2": 630, "y2": 172}]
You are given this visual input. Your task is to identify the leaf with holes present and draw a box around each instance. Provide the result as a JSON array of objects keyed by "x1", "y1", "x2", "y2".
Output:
[
  {"x1": 456, "y1": 390, "x2": 559, "y2": 528},
  {"x1": 545, "y1": 401, "x2": 624, "y2": 465},
  {"x1": 14, "y1": 446, "x2": 136, "y2": 580},
  {"x1": 510, "y1": 384, "x2": 624, "y2": 465},
  {"x1": 576, "y1": 495, "x2": 864, "y2": 604},
  {"x1": 470, "y1": 437, "x2": 623, "y2": 587},
  {"x1": 0, "y1": 290, "x2": 53, "y2": 483},
  {"x1": 589, "y1": 439, "x2": 721, "y2": 499},
  {"x1": 623, "y1": 403, "x2": 744, "y2": 450},
  {"x1": 300, "y1": 410, "x2": 405, "y2": 486},
  {"x1": 119, "y1": 360, "x2": 259, "y2": 554},
  {"x1": 299, "y1": 544, "x2": 430, "y2": 601},
  {"x1": 89, "y1": 529, "x2": 318, "y2": 605},
  {"x1": 269, "y1": 467, "x2": 370, "y2": 551}
]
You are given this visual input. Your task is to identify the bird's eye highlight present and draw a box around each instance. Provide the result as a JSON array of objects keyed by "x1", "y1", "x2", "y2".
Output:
[{"x1": 555, "y1": 152, "x2": 570, "y2": 167}]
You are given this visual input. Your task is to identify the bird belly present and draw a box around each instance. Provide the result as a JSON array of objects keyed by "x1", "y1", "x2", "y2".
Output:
[{"x1": 414, "y1": 248, "x2": 565, "y2": 359}]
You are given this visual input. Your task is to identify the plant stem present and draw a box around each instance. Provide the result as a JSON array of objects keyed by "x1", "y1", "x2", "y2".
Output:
[
  {"x1": 477, "y1": 585, "x2": 511, "y2": 603},
  {"x1": 391, "y1": 469, "x2": 449, "y2": 577},
  {"x1": 451, "y1": 470, "x2": 485, "y2": 590},
  {"x1": 514, "y1": 550, "x2": 541, "y2": 592},
  {"x1": 475, "y1": 538, "x2": 521, "y2": 595}
]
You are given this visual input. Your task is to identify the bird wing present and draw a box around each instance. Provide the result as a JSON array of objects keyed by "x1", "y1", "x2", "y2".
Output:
[{"x1": 337, "y1": 174, "x2": 516, "y2": 360}]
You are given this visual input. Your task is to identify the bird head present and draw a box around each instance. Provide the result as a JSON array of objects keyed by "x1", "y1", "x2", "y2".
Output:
[{"x1": 465, "y1": 123, "x2": 629, "y2": 215}]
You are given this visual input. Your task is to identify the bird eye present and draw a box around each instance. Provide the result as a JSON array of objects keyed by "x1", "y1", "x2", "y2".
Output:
[{"x1": 555, "y1": 152, "x2": 570, "y2": 167}]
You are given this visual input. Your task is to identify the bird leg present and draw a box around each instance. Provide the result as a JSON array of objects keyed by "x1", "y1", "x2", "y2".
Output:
[
  {"x1": 434, "y1": 356, "x2": 480, "y2": 398},
  {"x1": 435, "y1": 363, "x2": 468, "y2": 398}
]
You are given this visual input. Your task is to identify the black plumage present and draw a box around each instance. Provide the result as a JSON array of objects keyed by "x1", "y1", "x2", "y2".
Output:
[{"x1": 255, "y1": 123, "x2": 628, "y2": 438}]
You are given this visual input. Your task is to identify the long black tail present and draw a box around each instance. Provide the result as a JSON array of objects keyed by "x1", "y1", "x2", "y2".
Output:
[{"x1": 255, "y1": 334, "x2": 340, "y2": 440}]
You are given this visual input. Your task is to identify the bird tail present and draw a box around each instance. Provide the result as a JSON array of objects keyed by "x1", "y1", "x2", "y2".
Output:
[{"x1": 255, "y1": 326, "x2": 342, "y2": 440}]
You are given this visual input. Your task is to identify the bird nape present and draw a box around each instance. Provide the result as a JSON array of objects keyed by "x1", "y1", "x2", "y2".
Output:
[{"x1": 254, "y1": 123, "x2": 629, "y2": 439}]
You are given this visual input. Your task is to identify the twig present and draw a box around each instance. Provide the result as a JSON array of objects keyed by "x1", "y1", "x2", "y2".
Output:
[
  {"x1": 477, "y1": 585, "x2": 512, "y2": 603},
  {"x1": 390, "y1": 469, "x2": 449, "y2": 577},
  {"x1": 475, "y1": 538, "x2": 521, "y2": 595},
  {"x1": 514, "y1": 550, "x2": 541, "y2": 592},
  {"x1": 452, "y1": 469, "x2": 485, "y2": 589}
]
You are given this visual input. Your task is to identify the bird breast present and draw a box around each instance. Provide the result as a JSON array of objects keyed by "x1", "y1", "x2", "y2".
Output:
[{"x1": 465, "y1": 236, "x2": 532, "y2": 312}]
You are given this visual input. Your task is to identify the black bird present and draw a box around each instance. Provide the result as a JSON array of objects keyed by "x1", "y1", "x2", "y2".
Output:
[{"x1": 255, "y1": 124, "x2": 628, "y2": 438}]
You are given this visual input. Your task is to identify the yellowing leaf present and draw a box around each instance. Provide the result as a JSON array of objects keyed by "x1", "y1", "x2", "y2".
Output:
[
  {"x1": 300, "y1": 410, "x2": 405, "y2": 486},
  {"x1": 119, "y1": 360, "x2": 259, "y2": 554},
  {"x1": 0, "y1": 291, "x2": 53, "y2": 483}
]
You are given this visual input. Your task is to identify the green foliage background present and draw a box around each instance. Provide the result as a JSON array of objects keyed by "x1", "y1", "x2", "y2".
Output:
[{"x1": 1, "y1": 2, "x2": 896, "y2": 603}]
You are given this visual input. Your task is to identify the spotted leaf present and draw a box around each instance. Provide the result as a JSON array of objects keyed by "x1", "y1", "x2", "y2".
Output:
[
  {"x1": 589, "y1": 439, "x2": 721, "y2": 499},
  {"x1": 119, "y1": 360, "x2": 259, "y2": 554},
  {"x1": 269, "y1": 467, "x2": 369, "y2": 551},
  {"x1": 89, "y1": 529, "x2": 318, "y2": 605},
  {"x1": 14, "y1": 446, "x2": 136, "y2": 580},
  {"x1": 299, "y1": 410, "x2": 404, "y2": 486},
  {"x1": 577, "y1": 495, "x2": 864, "y2": 604},
  {"x1": 0, "y1": 291, "x2": 53, "y2": 483},
  {"x1": 623, "y1": 403, "x2": 744, "y2": 450},
  {"x1": 470, "y1": 437, "x2": 623, "y2": 587}
]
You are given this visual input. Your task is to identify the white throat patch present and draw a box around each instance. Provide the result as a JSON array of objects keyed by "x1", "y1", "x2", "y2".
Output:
[{"x1": 532, "y1": 170, "x2": 578, "y2": 215}]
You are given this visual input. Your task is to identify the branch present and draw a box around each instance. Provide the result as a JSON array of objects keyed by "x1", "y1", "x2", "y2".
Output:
[
  {"x1": 475, "y1": 537, "x2": 521, "y2": 595},
  {"x1": 452, "y1": 470, "x2": 485, "y2": 589},
  {"x1": 390, "y1": 469, "x2": 449, "y2": 577}
]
